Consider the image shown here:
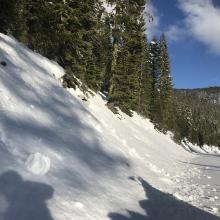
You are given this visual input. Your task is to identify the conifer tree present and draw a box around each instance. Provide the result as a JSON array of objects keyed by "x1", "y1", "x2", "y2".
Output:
[
  {"x1": 137, "y1": 35, "x2": 152, "y2": 117},
  {"x1": 173, "y1": 103, "x2": 192, "y2": 143},
  {"x1": 0, "y1": 0, "x2": 15, "y2": 34},
  {"x1": 50, "y1": 0, "x2": 103, "y2": 92},
  {"x1": 101, "y1": 15, "x2": 113, "y2": 93},
  {"x1": 0, "y1": 0, "x2": 27, "y2": 40},
  {"x1": 8, "y1": 0, "x2": 104, "y2": 92},
  {"x1": 158, "y1": 33, "x2": 173, "y2": 131},
  {"x1": 22, "y1": 1, "x2": 55, "y2": 53},
  {"x1": 149, "y1": 37, "x2": 161, "y2": 125},
  {"x1": 108, "y1": 0, "x2": 147, "y2": 115}
]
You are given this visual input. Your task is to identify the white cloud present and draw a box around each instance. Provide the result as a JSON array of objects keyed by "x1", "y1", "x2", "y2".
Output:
[
  {"x1": 166, "y1": 25, "x2": 186, "y2": 42},
  {"x1": 178, "y1": 0, "x2": 220, "y2": 54},
  {"x1": 145, "y1": 3, "x2": 161, "y2": 39}
]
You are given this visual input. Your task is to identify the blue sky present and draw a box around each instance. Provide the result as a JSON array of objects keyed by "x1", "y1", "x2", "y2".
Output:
[{"x1": 147, "y1": 0, "x2": 220, "y2": 89}]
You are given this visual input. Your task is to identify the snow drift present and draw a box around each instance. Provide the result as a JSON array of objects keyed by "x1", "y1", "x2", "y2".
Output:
[{"x1": 0, "y1": 34, "x2": 219, "y2": 219}]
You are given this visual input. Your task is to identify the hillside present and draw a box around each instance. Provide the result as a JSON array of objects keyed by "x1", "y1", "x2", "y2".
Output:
[
  {"x1": 0, "y1": 34, "x2": 220, "y2": 219},
  {"x1": 173, "y1": 88, "x2": 220, "y2": 147},
  {"x1": 176, "y1": 87, "x2": 220, "y2": 105}
]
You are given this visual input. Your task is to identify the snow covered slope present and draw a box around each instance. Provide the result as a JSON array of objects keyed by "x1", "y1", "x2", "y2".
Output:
[{"x1": 0, "y1": 34, "x2": 219, "y2": 220}]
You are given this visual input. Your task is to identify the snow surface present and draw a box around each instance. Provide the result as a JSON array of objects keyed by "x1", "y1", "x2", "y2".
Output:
[
  {"x1": 182, "y1": 139, "x2": 220, "y2": 154},
  {"x1": 0, "y1": 33, "x2": 220, "y2": 219}
]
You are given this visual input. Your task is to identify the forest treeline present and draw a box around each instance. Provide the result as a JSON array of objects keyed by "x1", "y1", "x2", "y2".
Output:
[
  {"x1": 174, "y1": 87, "x2": 220, "y2": 147},
  {"x1": 0, "y1": 0, "x2": 219, "y2": 147}
]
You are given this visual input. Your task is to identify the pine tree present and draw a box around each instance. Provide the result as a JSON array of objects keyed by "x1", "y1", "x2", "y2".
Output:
[
  {"x1": 0, "y1": 0, "x2": 27, "y2": 41},
  {"x1": 108, "y1": 0, "x2": 147, "y2": 115},
  {"x1": 173, "y1": 103, "x2": 192, "y2": 143},
  {"x1": 0, "y1": 0, "x2": 14, "y2": 33},
  {"x1": 22, "y1": 1, "x2": 55, "y2": 53},
  {"x1": 137, "y1": 35, "x2": 152, "y2": 117},
  {"x1": 158, "y1": 33, "x2": 173, "y2": 132},
  {"x1": 101, "y1": 15, "x2": 113, "y2": 93},
  {"x1": 60, "y1": 0, "x2": 103, "y2": 92},
  {"x1": 149, "y1": 36, "x2": 161, "y2": 126}
]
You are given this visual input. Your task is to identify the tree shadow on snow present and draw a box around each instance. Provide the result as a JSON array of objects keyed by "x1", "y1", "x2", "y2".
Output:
[
  {"x1": 108, "y1": 177, "x2": 220, "y2": 220},
  {"x1": 0, "y1": 171, "x2": 54, "y2": 220},
  {"x1": 0, "y1": 36, "x2": 129, "y2": 191}
]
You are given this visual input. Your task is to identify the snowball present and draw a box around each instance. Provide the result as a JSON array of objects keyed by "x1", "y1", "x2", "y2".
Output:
[
  {"x1": 212, "y1": 207, "x2": 219, "y2": 214},
  {"x1": 74, "y1": 202, "x2": 84, "y2": 209},
  {"x1": 25, "y1": 152, "x2": 50, "y2": 175}
]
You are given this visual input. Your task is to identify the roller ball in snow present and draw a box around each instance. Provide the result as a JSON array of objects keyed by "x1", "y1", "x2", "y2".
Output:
[{"x1": 25, "y1": 152, "x2": 51, "y2": 175}]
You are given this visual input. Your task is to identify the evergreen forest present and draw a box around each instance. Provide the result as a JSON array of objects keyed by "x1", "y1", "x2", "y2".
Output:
[{"x1": 0, "y1": 0, "x2": 219, "y2": 147}]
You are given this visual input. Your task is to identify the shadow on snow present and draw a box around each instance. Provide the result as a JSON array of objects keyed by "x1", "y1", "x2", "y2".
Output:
[
  {"x1": 0, "y1": 170, "x2": 54, "y2": 220},
  {"x1": 108, "y1": 177, "x2": 220, "y2": 220}
]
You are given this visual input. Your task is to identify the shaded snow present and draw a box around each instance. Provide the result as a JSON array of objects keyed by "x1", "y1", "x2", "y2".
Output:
[{"x1": 0, "y1": 34, "x2": 219, "y2": 219}]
